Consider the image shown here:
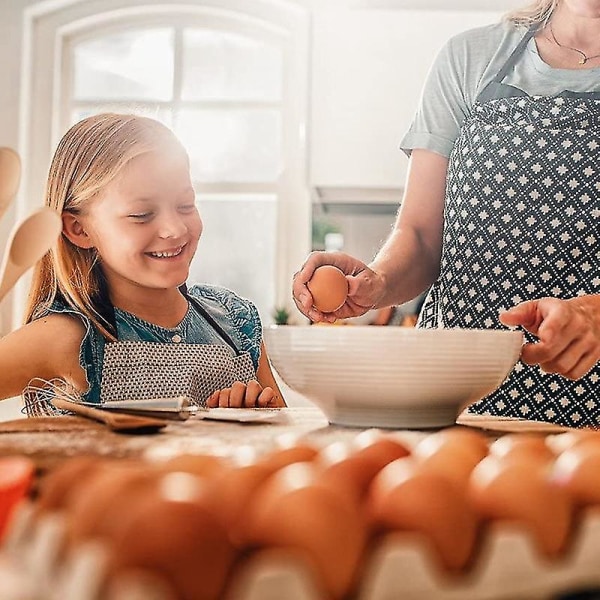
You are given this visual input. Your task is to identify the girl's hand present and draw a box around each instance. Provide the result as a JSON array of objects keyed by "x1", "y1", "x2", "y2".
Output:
[
  {"x1": 206, "y1": 380, "x2": 276, "y2": 408},
  {"x1": 292, "y1": 251, "x2": 386, "y2": 323},
  {"x1": 499, "y1": 296, "x2": 600, "y2": 380}
]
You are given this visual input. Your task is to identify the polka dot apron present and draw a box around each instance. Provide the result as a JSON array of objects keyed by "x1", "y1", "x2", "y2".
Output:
[
  {"x1": 100, "y1": 295, "x2": 256, "y2": 407},
  {"x1": 418, "y1": 26, "x2": 600, "y2": 428}
]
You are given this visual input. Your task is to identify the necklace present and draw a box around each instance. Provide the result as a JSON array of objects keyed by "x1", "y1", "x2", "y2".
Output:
[{"x1": 549, "y1": 24, "x2": 600, "y2": 65}]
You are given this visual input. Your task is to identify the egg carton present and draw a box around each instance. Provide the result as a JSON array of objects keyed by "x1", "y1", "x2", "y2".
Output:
[
  {"x1": 227, "y1": 511, "x2": 600, "y2": 600},
  {"x1": 3, "y1": 502, "x2": 600, "y2": 600}
]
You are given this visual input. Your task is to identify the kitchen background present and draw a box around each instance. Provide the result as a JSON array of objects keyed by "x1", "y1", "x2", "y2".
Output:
[{"x1": 0, "y1": 0, "x2": 522, "y2": 419}]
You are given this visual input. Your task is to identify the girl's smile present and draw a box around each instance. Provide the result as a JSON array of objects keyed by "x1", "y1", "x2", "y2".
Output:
[{"x1": 65, "y1": 147, "x2": 203, "y2": 305}]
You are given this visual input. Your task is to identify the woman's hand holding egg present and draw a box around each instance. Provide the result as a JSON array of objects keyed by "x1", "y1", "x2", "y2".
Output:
[
  {"x1": 207, "y1": 380, "x2": 275, "y2": 408},
  {"x1": 292, "y1": 251, "x2": 384, "y2": 322}
]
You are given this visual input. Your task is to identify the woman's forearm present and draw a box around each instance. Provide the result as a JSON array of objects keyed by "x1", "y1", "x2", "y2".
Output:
[{"x1": 369, "y1": 149, "x2": 448, "y2": 308}]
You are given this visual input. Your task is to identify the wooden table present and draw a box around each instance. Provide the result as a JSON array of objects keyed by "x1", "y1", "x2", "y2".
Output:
[{"x1": 0, "y1": 407, "x2": 433, "y2": 472}]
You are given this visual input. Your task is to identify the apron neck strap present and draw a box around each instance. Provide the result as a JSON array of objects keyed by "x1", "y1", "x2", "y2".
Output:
[
  {"x1": 492, "y1": 23, "x2": 540, "y2": 84},
  {"x1": 180, "y1": 284, "x2": 243, "y2": 356}
]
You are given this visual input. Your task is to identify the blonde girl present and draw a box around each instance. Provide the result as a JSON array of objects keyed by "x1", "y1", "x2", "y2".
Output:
[{"x1": 0, "y1": 113, "x2": 284, "y2": 409}]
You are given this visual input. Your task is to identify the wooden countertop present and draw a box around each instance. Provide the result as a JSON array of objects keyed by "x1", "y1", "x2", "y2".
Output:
[{"x1": 0, "y1": 407, "x2": 431, "y2": 472}]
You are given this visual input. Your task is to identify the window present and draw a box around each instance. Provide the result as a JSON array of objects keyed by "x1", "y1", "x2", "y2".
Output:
[{"x1": 17, "y1": 1, "x2": 310, "y2": 328}]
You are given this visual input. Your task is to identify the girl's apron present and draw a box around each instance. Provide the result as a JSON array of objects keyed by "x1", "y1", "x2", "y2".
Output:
[
  {"x1": 100, "y1": 294, "x2": 256, "y2": 407},
  {"x1": 418, "y1": 26, "x2": 600, "y2": 428}
]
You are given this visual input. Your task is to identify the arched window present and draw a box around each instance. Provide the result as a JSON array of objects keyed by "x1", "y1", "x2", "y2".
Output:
[{"x1": 18, "y1": 1, "x2": 310, "y2": 326}]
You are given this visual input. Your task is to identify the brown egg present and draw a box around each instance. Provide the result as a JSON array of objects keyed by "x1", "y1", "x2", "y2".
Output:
[
  {"x1": 413, "y1": 428, "x2": 488, "y2": 489},
  {"x1": 258, "y1": 439, "x2": 319, "y2": 472},
  {"x1": 307, "y1": 265, "x2": 349, "y2": 313},
  {"x1": 468, "y1": 455, "x2": 573, "y2": 557},
  {"x1": 36, "y1": 455, "x2": 105, "y2": 514},
  {"x1": 550, "y1": 430, "x2": 600, "y2": 455},
  {"x1": 367, "y1": 457, "x2": 479, "y2": 572},
  {"x1": 106, "y1": 472, "x2": 237, "y2": 600},
  {"x1": 316, "y1": 442, "x2": 385, "y2": 505},
  {"x1": 65, "y1": 461, "x2": 159, "y2": 547},
  {"x1": 157, "y1": 453, "x2": 231, "y2": 479},
  {"x1": 351, "y1": 430, "x2": 411, "y2": 467},
  {"x1": 551, "y1": 443, "x2": 600, "y2": 507},
  {"x1": 240, "y1": 462, "x2": 367, "y2": 599},
  {"x1": 489, "y1": 434, "x2": 555, "y2": 466},
  {"x1": 206, "y1": 462, "x2": 276, "y2": 539}
]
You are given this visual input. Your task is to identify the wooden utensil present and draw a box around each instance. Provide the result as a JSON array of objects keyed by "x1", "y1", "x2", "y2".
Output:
[
  {"x1": 51, "y1": 397, "x2": 168, "y2": 432},
  {"x1": 0, "y1": 148, "x2": 21, "y2": 223},
  {"x1": 0, "y1": 206, "x2": 62, "y2": 303}
]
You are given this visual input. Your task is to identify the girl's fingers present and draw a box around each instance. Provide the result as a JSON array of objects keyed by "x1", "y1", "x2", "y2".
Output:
[
  {"x1": 206, "y1": 390, "x2": 220, "y2": 408},
  {"x1": 229, "y1": 381, "x2": 247, "y2": 408},
  {"x1": 243, "y1": 380, "x2": 262, "y2": 408},
  {"x1": 218, "y1": 388, "x2": 232, "y2": 408},
  {"x1": 257, "y1": 387, "x2": 275, "y2": 407}
]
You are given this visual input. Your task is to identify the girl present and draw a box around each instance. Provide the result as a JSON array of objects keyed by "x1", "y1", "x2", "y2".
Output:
[{"x1": 0, "y1": 113, "x2": 285, "y2": 410}]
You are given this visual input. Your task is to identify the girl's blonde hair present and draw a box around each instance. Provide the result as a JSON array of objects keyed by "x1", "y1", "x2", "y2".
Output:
[
  {"x1": 24, "y1": 113, "x2": 184, "y2": 340},
  {"x1": 505, "y1": 0, "x2": 559, "y2": 28}
]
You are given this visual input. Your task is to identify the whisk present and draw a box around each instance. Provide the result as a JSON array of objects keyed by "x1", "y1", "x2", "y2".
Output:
[{"x1": 21, "y1": 377, "x2": 83, "y2": 417}]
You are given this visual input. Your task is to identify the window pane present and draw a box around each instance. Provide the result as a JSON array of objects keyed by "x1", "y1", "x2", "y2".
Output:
[
  {"x1": 176, "y1": 109, "x2": 281, "y2": 182},
  {"x1": 73, "y1": 29, "x2": 174, "y2": 101},
  {"x1": 189, "y1": 194, "x2": 277, "y2": 324},
  {"x1": 182, "y1": 29, "x2": 282, "y2": 102},
  {"x1": 71, "y1": 106, "x2": 173, "y2": 128}
]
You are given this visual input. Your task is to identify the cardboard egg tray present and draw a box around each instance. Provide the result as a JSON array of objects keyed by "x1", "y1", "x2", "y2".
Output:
[{"x1": 2, "y1": 501, "x2": 600, "y2": 600}]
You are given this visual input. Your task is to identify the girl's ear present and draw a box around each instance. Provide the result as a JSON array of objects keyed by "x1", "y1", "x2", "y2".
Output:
[{"x1": 62, "y1": 213, "x2": 94, "y2": 249}]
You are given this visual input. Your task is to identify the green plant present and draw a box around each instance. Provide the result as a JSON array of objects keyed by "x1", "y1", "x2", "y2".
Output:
[{"x1": 272, "y1": 306, "x2": 290, "y2": 325}]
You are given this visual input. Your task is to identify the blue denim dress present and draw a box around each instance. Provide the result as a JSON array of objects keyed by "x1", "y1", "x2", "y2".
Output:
[{"x1": 37, "y1": 283, "x2": 262, "y2": 406}]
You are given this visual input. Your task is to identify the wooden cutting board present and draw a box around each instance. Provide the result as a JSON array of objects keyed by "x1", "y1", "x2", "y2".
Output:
[{"x1": 456, "y1": 411, "x2": 576, "y2": 434}]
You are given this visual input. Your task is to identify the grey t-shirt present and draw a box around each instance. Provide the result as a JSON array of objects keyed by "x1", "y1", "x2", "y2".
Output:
[{"x1": 401, "y1": 21, "x2": 600, "y2": 157}]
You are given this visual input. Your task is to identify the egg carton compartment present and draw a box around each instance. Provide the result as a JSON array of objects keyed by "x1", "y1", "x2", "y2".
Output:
[
  {"x1": 358, "y1": 512, "x2": 600, "y2": 600},
  {"x1": 225, "y1": 512, "x2": 600, "y2": 600},
  {"x1": 4, "y1": 503, "x2": 600, "y2": 600}
]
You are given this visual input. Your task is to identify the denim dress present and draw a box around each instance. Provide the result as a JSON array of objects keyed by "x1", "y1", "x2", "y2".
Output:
[{"x1": 32, "y1": 284, "x2": 262, "y2": 408}]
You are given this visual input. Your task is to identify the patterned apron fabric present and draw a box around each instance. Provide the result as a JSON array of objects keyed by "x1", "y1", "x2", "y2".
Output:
[
  {"x1": 418, "y1": 28, "x2": 600, "y2": 428},
  {"x1": 100, "y1": 340, "x2": 256, "y2": 407},
  {"x1": 99, "y1": 293, "x2": 257, "y2": 407}
]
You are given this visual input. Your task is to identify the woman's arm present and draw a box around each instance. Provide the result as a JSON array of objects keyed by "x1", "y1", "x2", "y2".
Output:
[
  {"x1": 0, "y1": 314, "x2": 87, "y2": 401},
  {"x1": 293, "y1": 149, "x2": 448, "y2": 321},
  {"x1": 368, "y1": 148, "x2": 448, "y2": 308}
]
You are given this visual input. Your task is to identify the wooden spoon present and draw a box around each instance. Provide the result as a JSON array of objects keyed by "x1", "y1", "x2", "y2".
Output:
[
  {"x1": 0, "y1": 148, "x2": 21, "y2": 223},
  {"x1": 0, "y1": 206, "x2": 62, "y2": 303},
  {"x1": 52, "y1": 397, "x2": 168, "y2": 433}
]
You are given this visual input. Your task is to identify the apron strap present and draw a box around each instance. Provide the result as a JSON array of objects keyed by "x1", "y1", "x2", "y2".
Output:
[
  {"x1": 492, "y1": 24, "x2": 540, "y2": 84},
  {"x1": 181, "y1": 284, "x2": 244, "y2": 356}
]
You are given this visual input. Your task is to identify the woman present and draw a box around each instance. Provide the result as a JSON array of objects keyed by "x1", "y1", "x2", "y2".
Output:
[{"x1": 293, "y1": 0, "x2": 600, "y2": 427}]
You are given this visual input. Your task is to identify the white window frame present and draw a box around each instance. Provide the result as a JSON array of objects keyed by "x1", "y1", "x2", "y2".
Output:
[{"x1": 14, "y1": 0, "x2": 311, "y2": 329}]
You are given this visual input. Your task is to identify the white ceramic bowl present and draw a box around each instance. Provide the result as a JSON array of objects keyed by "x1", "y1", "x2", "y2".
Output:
[{"x1": 264, "y1": 326, "x2": 523, "y2": 429}]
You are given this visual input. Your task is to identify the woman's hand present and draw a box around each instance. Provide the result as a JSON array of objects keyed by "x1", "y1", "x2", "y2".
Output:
[
  {"x1": 206, "y1": 380, "x2": 276, "y2": 408},
  {"x1": 292, "y1": 251, "x2": 386, "y2": 323},
  {"x1": 500, "y1": 296, "x2": 600, "y2": 380}
]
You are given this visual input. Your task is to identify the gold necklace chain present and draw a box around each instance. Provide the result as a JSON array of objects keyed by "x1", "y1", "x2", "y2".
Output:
[{"x1": 549, "y1": 24, "x2": 600, "y2": 65}]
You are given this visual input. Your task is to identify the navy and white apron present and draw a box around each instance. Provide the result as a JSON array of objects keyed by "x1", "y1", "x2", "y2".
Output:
[
  {"x1": 22, "y1": 293, "x2": 257, "y2": 416},
  {"x1": 100, "y1": 294, "x2": 256, "y2": 406},
  {"x1": 418, "y1": 26, "x2": 600, "y2": 428}
]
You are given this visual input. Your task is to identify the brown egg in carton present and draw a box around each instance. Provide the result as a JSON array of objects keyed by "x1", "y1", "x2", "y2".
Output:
[{"x1": 3, "y1": 428, "x2": 600, "y2": 600}]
